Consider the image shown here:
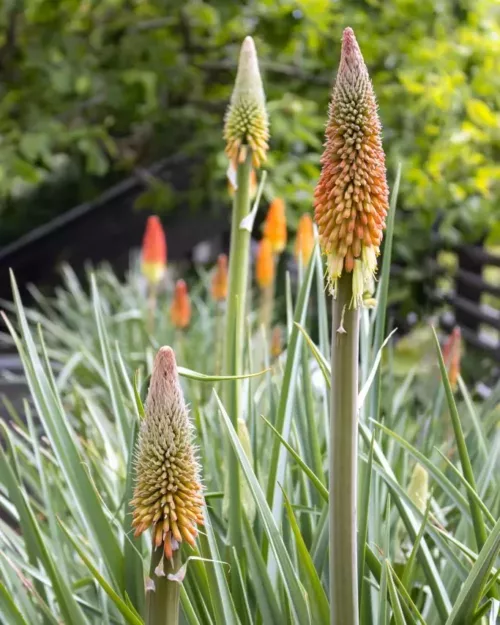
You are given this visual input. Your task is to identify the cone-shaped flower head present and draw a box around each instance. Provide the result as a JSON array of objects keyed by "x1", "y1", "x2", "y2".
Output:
[
  {"x1": 294, "y1": 213, "x2": 315, "y2": 266},
  {"x1": 442, "y1": 326, "x2": 461, "y2": 390},
  {"x1": 211, "y1": 254, "x2": 228, "y2": 302},
  {"x1": 170, "y1": 280, "x2": 191, "y2": 329},
  {"x1": 314, "y1": 28, "x2": 389, "y2": 306},
  {"x1": 255, "y1": 238, "x2": 274, "y2": 289},
  {"x1": 131, "y1": 347, "x2": 203, "y2": 559},
  {"x1": 223, "y1": 36, "x2": 269, "y2": 168},
  {"x1": 263, "y1": 198, "x2": 287, "y2": 254},
  {"x1": 141, "y1": 216, "x2": 167, "y2": 285}
]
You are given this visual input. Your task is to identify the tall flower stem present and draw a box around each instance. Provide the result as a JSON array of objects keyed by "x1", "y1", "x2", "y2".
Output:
[
  {"x1": 146, "y1": 549, "x2": 181, "y2": 625},
  {"x1": 223, "y1": 150, "x2": 253, "y2": 552},
  {"x1": 147, "y1": 283, "x2": 157, "y2": 334},
  {"x1": 330, "y1": 273, "x2": 360, "y2": 625}
]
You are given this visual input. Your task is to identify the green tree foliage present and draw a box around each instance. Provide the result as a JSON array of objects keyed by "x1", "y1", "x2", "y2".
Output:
[{"x1": 1, "y1": 0, "x2": 499, "y2": 283}]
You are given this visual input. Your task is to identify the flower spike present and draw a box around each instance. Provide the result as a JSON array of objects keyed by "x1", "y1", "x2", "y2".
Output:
[
  {"x1": 170, "y1": 280, "x2": 192, "y2": 329},
  {"x1": 295, "y1": 213, "x2": 315, "y2": 266},
  {"x1": 141, "y1": 216, "x2": 167, "y2": 285},
  {"x1": 263, "y1": 198, "x2": 287, "y2": 254},
  {"x1": 255, "y1": 238, "x2": 274, "y2": 289},
  {"x1": 314, "y1": 28, "x2": 389, "y2": 307},
  {"x1": 223, "y1": 37, "x2": 269, "y2": 168},
  {"x1": 131, "y1": 347, "x2": 203, "y2": 560},
  {"x1": 211, "y1": 254, "x2": 229, "y2": 302}
]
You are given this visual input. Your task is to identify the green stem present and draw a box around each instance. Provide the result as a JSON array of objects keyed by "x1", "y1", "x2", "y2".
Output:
[
  {"x1": 330, "y1": 273, "x2": 360, "y2": 625},
  {"x1": 147, "y1": 282, "x2": 157, "y2": 335},
  {"x1": 223, "y1": 151, "x2": 253, "y2": 555},
  {"x1": 146, "y1": 548, "x2": 181, "y2": 625}
]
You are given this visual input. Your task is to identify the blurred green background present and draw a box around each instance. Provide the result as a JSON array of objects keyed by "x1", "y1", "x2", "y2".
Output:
[{"x1": 1, "y1": 0, "x2": 499, "y2": 310}]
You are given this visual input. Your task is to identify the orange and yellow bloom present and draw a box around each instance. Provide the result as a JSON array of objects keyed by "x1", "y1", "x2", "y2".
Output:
[
  {"x1": 255, "y1": 238, "x2": 274, "y2": 289},
  {"x1": 211, "y1": 254, "x2": 229, "y2": 302},
  {"x1": 295, "y1": 213, "x2": 315, "y2": 266},
  {"x1": 314, "y1": 28, "x2": 389, "y2": 306},
  {"x1": 263, "y1": 198, "x2": 287, "y2": 254},
  {"x1": 170, "y1": 280, "x2": 192, "y2": 329},
  {"x1": 141, "y1": 216, "x2": 167, "y2": 285}
]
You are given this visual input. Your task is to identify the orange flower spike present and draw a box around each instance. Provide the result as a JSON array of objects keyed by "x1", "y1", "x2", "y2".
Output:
[
  {"x1": 255, "y1": 238, "x2": 275, "y2": 289},
  {"x1": 314, "y1": 28, "x2": 389, "y2": 307},
  {"x1": 170, "y1": 280, "x2": 192, "y2": 329},
  {"x1": 295, "y1": 213, "x2": 315, "y2": 266},
  {"x1": 141, "y1": 216, "x2": 167, "y2": 285},
  {"x1": 211, "y1": 254, "x2": 229, "y2": 302},
  {"x1": 443, "y1": 326, "x2": 461, "y2": 389},
  {"x1": 263, "y1": 198, "x2": 287, "y2": 254}
]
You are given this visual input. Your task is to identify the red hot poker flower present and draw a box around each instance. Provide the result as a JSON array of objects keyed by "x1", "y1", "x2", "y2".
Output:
[
  {"x1": 142, "y1": 216, "x2": 167, "y2": 285},
  {"x1": 314, "y1": 28, "x2": 389, "y2": 307},
  {"x1": 170, "y1": 280, "x2": 192, "y2": 329},
  {"x1": 211, "y1": 254, "x2": 229, "y2": 302},
  {"x1": 263, "y1": 198, "x2": 287, "y2": 254}
]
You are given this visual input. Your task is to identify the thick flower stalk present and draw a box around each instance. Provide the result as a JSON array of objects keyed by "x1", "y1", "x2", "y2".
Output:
[
  {"x1": 315, "y1": 28, "x2": 389, "y2": 625},
  {"x1": 314, "y1": 27, "x2": 389, "y2": 307},
  {"x1": 263, "y1": 198, "x2": 287, "y2": 254},
  {"x1": 170, "y1": 280, "x2": 191, "y2": 330},
  {"x1": 211, "y1": 254, "x2": 229, "y2": 302},
  {"x1": 228, "y1": 159, "x2": 257, "y2": 199},
  {"x1": 223, "y1": 37, "x2": 269, "y2": 168},
  {"x1": 294, "y1": 213, "x2": 315, "y2": 266},
  {"x1": 222, "y1": 36, "x2": 268, "y2": 559},
  {"x1": 131, "y1": 347, "x2": 203, "y2": 625},
  {"x1": 142, "y1": 216, "x2": 167, "y2": 285}
]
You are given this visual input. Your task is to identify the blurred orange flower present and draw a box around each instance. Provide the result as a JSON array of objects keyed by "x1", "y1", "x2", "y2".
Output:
[
  {"x1": 141, "y1": 216, "x2": 167, "y2": 285},
  {"x1": 271, "y1": 326, "x2": 283, "y2": 359},
  {"x1": 170, "y1": 280, "x2": 192, "y2": 329},
  {"x1": 255, "y1": 238, "x2": 274, "y2": 289},
  {"x1": 211, "y1": 254, "x2": 228, "y2": 302},
  {"x1": 263, "y1": 198, "x2": 287, "y2": 254},
  {"x1": 294, "y1": 213, "x2": 315, "y2": 266}
]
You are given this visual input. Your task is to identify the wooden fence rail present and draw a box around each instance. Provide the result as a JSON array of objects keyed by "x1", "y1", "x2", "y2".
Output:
[{"x1": 430, "y1": 243, "x2": 500, "y2": 362}]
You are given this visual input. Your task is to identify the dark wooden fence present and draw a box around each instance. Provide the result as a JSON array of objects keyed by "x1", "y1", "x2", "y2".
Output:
[
  {"x1": 429, "y1": 243, "x2": 500, "y2": 362},
  {"x1": 0, "y1": 155, "x2": 229, "y2": 302}
]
